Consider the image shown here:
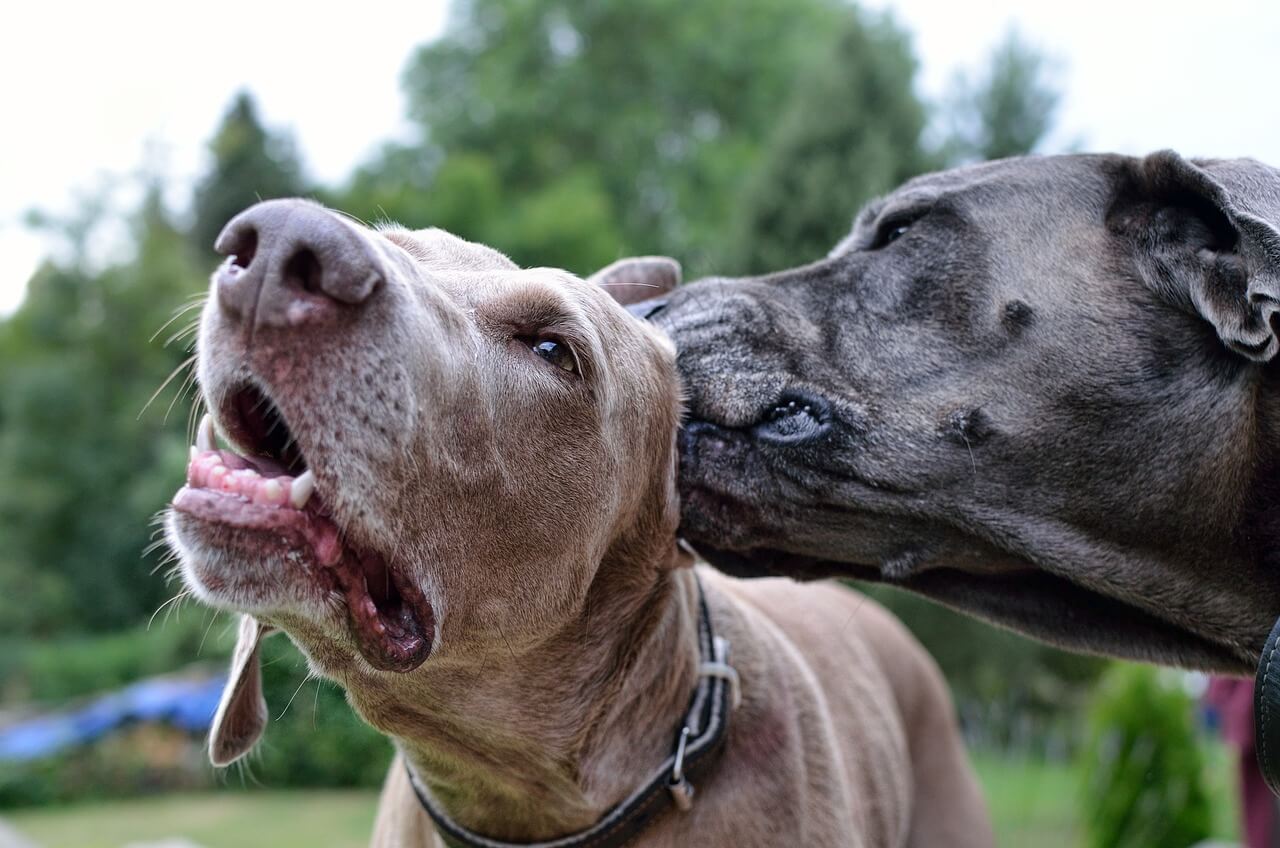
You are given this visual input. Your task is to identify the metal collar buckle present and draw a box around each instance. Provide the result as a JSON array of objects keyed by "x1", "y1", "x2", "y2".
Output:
[
  {"x1": 667, "y1": 726, "x2": 695, "y2": 811},
  {"x1": 668, "y1": 635, "x2": 741, "y2": 812}
]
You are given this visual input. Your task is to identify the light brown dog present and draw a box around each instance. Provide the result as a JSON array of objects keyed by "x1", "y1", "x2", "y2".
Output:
[{"x1": 166, "y1": 199, "x2": 993, "y2": 847}]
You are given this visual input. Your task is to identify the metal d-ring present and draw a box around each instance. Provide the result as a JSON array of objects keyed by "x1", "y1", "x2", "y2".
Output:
[{"x1": 667, "y1": 726, "x2": 695, "y2": 811}]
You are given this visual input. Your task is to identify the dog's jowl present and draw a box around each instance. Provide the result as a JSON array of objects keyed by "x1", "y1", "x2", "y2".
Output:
[{"x1": 167, "y1": 199, "x2": 993, "y2": 847}]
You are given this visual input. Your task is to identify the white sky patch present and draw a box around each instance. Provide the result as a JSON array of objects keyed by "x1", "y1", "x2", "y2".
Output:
[
  {"x1": 865, "y1": 0, "x2": 1280, "y2": 161},
  {"x1": 0, "y1": 0, "x2": 449, "y2": 314},
  {"x1": 3, "y1": 0, "x2": 1279, "y2": 315}
]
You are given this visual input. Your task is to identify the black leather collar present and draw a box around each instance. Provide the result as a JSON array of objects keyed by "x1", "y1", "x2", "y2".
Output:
[
  {"x1": 1255, "y1": 614, "x2": 1280, "y2": 794},
  {"x1": 406, "y1": 577, "x2": 738, "y2": 848}
]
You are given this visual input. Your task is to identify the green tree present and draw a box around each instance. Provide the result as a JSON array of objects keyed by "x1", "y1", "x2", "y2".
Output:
[
  {"x1": 339, "y1": 151, "x2": 628, "y2": 274},
  {"x1": 718, "y1": 10, "x2": 931, "y2": 274},
  {"x1": 0, "y1": 190, "x2": 201, "y2": 634},
  {"x1": 343, "y1": 0, "x2": 852, "y2": 275},
  {"x1": 335, "y1": 141, "x2": 442, "y2": 231},
  {"x1": 942, "y1": 28, "x2": 1060, "y2": 163},
  {"x1": 190, "y1": 92, "x2": 307, "y2": 255}
]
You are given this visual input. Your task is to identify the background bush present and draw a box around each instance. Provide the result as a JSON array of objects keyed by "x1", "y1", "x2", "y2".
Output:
[
  {"x1": 1079, "y1": 664, "x2": 1213, "y2": 848},
  {"x1": 0, "y1": 616, "x2": 390, "y2": 805}
]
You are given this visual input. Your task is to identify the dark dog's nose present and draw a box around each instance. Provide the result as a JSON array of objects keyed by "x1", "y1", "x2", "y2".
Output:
[{"x1": 213, "y1": 199, "x2": 383, "y2": 329}]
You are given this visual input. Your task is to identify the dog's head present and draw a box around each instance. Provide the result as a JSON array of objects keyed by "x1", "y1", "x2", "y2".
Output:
[
  {"x1": 166, "y1": 200, "x2": 682, "y2": 763},
  {"x1": 656, "y1": 151, "x2": 1280, "y2": 673}
]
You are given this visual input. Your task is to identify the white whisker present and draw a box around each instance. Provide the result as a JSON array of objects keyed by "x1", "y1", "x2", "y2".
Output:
[
  {"x1": 139, "y1": 355, "x2": 197, "y2": 420},
  {"x1": 148, "y1": 588, "x2": 193, "y2": 630},
  {"x1": 149, "y1": 298, "x2": 207, "y2": 344}
]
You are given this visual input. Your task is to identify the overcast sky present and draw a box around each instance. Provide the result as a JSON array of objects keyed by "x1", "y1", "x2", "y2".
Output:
[{"x1": 3, "y1": 0, "x2": 1278, "y2": 315}]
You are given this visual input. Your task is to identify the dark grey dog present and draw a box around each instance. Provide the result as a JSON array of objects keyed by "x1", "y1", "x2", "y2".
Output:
[{"x1": 641, "y1": 150, "x2": 1280, "y2": 675}]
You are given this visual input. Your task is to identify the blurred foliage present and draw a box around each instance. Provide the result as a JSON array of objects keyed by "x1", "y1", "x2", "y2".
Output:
[
  {"x1": 941, "y1": 27, "x2": 1061, "y2": 163},
  {"x1": 866, "y1": 587, "x2": 1106, "y2": 750},
  {"x1": 0, "y1": 0, "x2": 1096, "y2": 800},
  {"x1": 0, "y1": 616, "x2": 214, "y2": 705},
  {"x1": 0, "y1": 191, "x2": 200, "y2": 635},
  {"x1": 341, "y1": 0, "x2": 854, "y2": 275},
  {"x1": 191, "y1": 92, "x2": 308, "y2": 256},
  {"x1": 0, "y1": 615, "x2": 389, "y2": 806},
  {"x1": 721, "y1": 10, "x2": 932, "y2": 274},
  {"x1": 1079, "y1": 664, "x2": 1213, "y2": 848},
  {"x1": 0, "y1": 724, "x2": 211, "y2": 808}
]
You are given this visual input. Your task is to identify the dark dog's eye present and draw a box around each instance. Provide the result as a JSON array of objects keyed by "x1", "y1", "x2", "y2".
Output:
[
  {"x1": 529, "y1": 338, "x2": 578, "y2": 374},
  {"x1": 869, "y1": 219, "x2": 913, "y2": 250},
  {"x1": 867, "y1": 209, "x2": 928, "y2": 250},
  {"x1": 626, "y1": 298, "x2": 668, "y2": 321}
]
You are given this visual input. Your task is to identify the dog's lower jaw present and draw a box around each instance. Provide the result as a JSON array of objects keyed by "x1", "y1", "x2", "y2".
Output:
[{"x1": 364, "y1": 559, "x2": 704, "y2": 843}]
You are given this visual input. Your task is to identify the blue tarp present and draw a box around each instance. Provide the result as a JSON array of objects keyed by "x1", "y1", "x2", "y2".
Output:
[{"x1": 0, "y1": 674, "x2": 226, "y2": 762}]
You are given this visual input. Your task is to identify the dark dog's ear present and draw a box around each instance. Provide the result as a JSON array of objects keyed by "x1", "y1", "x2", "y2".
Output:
[
  {"x1": 587, "y1": 256, "x2": 682, "y2": 308},
  {"x1": 209, "y1": 615, "x2": 274, "y2": 767},
  {"x1": 1110, "y1": 150, "x2": 1280, "y2": 361}
]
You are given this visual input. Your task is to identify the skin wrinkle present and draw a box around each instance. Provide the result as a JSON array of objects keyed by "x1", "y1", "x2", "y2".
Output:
[{"x1": 168, "y1": 205, "x2": 992, "y2": 846}]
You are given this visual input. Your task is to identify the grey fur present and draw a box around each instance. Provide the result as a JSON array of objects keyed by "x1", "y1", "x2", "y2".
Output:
[{"x1": 656, "y1": 151, "x2": 1280, "y2": 674}]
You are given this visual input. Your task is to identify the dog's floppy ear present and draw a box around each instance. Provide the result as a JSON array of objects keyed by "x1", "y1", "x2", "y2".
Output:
[
  {"x1": 1110, "y1": 150, "x2": 1280, "y2": 361},
  {"x1": 209, "y1": 615, "x2": 274, "y2": 766},
  {"x1": 588, "y1": 256, "x2": 682, "y2": 309}
]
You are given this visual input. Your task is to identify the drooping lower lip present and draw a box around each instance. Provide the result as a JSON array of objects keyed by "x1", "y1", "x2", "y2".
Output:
[{"x1": 173, "y1": 448, "x2": 434, "y2": 673}]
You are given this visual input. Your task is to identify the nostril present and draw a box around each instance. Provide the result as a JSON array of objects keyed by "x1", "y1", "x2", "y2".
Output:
[
  {"x1": 680, "y1": 420, "x2": 731, "y2": 465},
  {"x1": 231, "y1": 229, "x2": 257, "y2": 270},
  {"x1": 754, "y1": 392, "x2": 832, "y2": 444},
  {"x1": 283, "y1": 247, "x2": 323, "y2": 295},
  {"x1": 215, "y1": 224, "x2": 258, "y2": 270}
]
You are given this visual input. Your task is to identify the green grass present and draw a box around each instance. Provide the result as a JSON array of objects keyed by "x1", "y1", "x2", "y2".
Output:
[
  {"x1": 974, "y1": 753, "x2": 1079, "y2": 848},
  {"x1": 973, "y1": 742, "x2": 1240, "y2": 848},
  {"x1": 1, "y1": 749, "x2": 1244, "y2": 847},
  {"x1": 5, "y1": 790, "x2": 379, "y2": 848}
]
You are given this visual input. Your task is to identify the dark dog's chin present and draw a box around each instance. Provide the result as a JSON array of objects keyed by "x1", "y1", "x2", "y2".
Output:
[
  {"x1": 678, "y1": 420, "x2": 1254, "y2": 673},
  {"x1": 172, "y1": 449, "x2": 434, "y2": 674},
  {"x1": 686, "y1": 540, "x2": 1251, "y2": 674}
]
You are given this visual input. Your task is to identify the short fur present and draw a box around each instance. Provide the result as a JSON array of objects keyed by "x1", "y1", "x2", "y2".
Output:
[
  {"x1": 167, "y1": 201, "x2": 992, "y2": 846},
  {"x1": 655, "y1": 151, "x2": 1280, "y2": 673}
]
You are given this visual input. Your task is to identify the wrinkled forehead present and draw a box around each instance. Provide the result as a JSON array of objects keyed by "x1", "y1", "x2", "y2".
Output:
[
  {"x1": 381, "y1": 225, "x2": 520, "y2": 274},
  {"x1": 380, "y1": 223, "x2": 671, "y2": 372},
  {"x1": 840, "y1": 154, "x2": 1121, "y2": 248}
]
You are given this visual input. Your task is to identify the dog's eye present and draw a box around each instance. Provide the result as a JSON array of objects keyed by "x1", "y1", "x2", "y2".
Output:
[
  {"x1": 529, "y1": 338, "x2": 578, "y2": 374},
  {"x1": 869, "y1": 219, "x2": 913, "y2": 250},
  {"x1": 867, "y1": 209, "x2": 928, "y2": 250}
]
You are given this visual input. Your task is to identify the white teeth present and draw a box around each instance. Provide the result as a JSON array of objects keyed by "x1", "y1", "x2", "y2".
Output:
[
  {"x1": 290, "y1": 469, "x2": 316, "y2": 509},
  {"x1": 197, "y1": 414, "x2": 217, "y2": 453}
]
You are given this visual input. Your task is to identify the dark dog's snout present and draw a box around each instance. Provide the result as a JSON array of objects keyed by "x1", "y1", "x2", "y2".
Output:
[{"x1": 214, "y1": 199, "x2": 383, "y2": 329}]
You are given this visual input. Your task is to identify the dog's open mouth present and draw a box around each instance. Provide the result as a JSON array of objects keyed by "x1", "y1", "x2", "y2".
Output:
[{"x1": 172, "y1": 385, "x2": 434, "y2": 673}]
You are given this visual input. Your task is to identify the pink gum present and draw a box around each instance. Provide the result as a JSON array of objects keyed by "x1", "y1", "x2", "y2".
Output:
[{"x1": 186, "y1": 450, "x2": 295, "y2": 508}]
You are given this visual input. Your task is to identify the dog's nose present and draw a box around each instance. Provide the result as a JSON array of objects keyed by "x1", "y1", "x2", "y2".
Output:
[{"x1": 213, "y1": 199, "x2": 383, "y2": 329}]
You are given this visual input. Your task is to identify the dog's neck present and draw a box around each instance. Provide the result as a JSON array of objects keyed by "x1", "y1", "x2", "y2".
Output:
[{"x1": 354, "y1": 543, "x2": 701, "y2": 842}]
